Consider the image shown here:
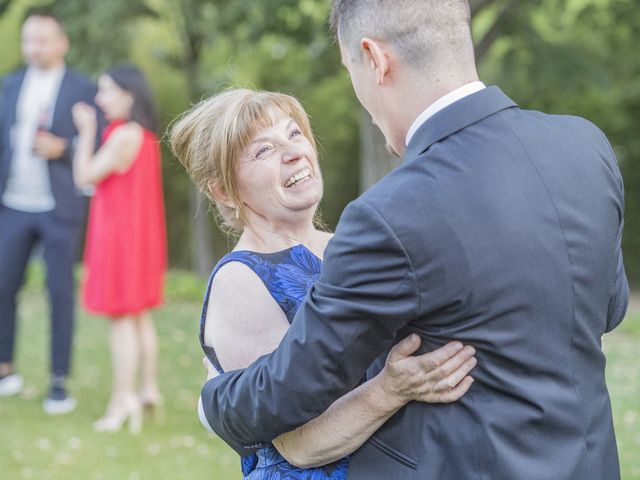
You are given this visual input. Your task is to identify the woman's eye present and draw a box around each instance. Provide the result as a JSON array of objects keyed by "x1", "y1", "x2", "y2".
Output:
[
  {"x1": 289, "y1": 128, "x2": 302, "y2": 139},
  {"x1": 255, "y1": 145, "x2": 273, "y2": 159}
]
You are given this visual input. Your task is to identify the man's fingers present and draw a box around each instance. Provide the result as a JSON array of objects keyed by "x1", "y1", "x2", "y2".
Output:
[
  {"x1": 387, "y1": 333, "x2": 422, "y2": 363},
  {"x1": 434, "y1": 376, "x2": 475, "y2": 403}
]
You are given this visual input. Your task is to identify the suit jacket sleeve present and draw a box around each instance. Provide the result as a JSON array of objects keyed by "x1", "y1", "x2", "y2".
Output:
[
  {"x1": 0, "y1": 86, "x2": 4, "y2": 159},
  {"x1": 55, "y1": 76, "x2": 99, "y2": 165},
  {"x1": 605, "y1": 224, "x2": 628, "y2": 333},
  {"x1": 0, "y1": 76, "x2": 7, "y2": 158},
  {"x1": 604, "y1": 137, "x2": 628, "y2": 333},
  {"x1": 201, "y1": 200, "x2": 420, "y2": 456}
]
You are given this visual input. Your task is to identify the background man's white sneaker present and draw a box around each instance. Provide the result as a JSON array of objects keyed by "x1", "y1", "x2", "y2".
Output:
[
  {"x1": 43, "y1": 396, "x2": 77, "y2": 415},
  {"x1": 42, "y1": 383, "x2": 76, "y2": 415},
  {"x1": 0, "y1": 373, "x2": 23, "y2": 397}
]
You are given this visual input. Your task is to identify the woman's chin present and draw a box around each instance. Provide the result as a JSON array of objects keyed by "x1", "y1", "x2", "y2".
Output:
[{"x1": 282, "y1": 196, "x2": 322, "y2": 217}]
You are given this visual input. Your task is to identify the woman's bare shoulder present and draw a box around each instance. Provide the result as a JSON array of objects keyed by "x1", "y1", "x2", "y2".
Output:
[
  {"x1": 209, "y1": 261, "x2": 269, "y2": 307},
  {"x1": 316, "y1": 230, "x2": 334, "y2": 258},
  {"x1": 204, "y1": 260, "x2": 289, "y2": 370},
  {"x1": 108, "y1": 122, "x2": 143, "y2": 147}
]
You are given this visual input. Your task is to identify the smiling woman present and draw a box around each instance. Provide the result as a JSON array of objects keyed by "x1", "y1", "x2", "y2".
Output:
[
  {"x1": 170, "y1": 89, "x2": 323, "y2": 237},
  {"x1": 168, "y1": 88, "x2": 476, "y2": 480},
  {"x1": 233, "y1": 114, "x2": 323, "y2": 235}
]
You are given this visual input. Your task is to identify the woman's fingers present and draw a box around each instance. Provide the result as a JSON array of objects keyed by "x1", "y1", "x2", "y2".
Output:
[
  {"x1": 423, "y1": 345, "x2": 476, "y2": 382},
  {"x1": 386, "y1": 333, "x2": 422, "y2": 363},
  {"x1": 414, "y1": 341, "x2": 466, "y2": 371},
  {"x1": 202, "y1": 356, "x2": 219, "y2": 380},
  {"x1": 433, "y1": 356, "x2": 477, "y2": 392},
  {"x1": 432, "y1": 376, "x2": 475, "y2": 403},
  {"x1": 381, "y1": 337, "x2": 477, "y2": 405}
]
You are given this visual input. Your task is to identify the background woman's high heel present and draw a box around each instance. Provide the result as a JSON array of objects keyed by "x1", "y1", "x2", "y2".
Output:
[
  {"x1": 140, "y1": 391, "x2": 165, "y2": 424},
  {"x1": 93, "y1": 396, "x2": 142, "y2": 434}
]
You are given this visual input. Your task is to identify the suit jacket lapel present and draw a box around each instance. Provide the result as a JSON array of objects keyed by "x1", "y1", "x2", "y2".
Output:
[
  {"x1": 4, "y1": 69, "x2": 27, "y2": 128},
  {"x1": 51, "y1": 69, "x2": 70, "y2": 135},
  {"x1": 404, "y1": 86, "x2": 518, "y2": 161}
]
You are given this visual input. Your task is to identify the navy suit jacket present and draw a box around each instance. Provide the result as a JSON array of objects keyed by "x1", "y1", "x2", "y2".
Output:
[
  {"x1": 0, "y1": 67, "x2": 97, "y2": 224},
  {"x1": 201, "y1": 87, "x2": 628, "y2": 479}
]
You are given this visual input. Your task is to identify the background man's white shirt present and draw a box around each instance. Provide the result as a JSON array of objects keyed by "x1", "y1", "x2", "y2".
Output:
[{"x1": 2, "y1": 65, "x2": 65, "y2": 212}]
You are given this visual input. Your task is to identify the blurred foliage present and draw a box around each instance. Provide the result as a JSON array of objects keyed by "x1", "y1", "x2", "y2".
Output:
[{"x1": 1, "y1": 0, "x2": 639, "y2": 283}]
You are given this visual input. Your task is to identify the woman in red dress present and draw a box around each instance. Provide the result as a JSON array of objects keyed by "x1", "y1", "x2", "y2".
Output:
[{"x1": 72, "y1": 65, "x2": 166, "y2": 432}]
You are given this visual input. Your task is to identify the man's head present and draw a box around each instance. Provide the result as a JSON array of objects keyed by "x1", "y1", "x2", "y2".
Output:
[
  {"x1": 330, "y1": 0, "x2": 478, "y2": 155},
  {"x1": 21, "y1": 11, "x2": 69, "y2": 70}
]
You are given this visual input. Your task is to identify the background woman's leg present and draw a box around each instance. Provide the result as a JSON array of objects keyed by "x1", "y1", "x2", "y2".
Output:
[
  {"x1": 136, "y1": 311, "x2": 161, "y2": 406},
  {"x1": 94, "y1": 316, "x2": 142, "y2": 432}
]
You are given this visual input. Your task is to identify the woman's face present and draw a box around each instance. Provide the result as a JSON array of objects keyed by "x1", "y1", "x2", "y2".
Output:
[
  {"x1": 95, "y1": 74, "x2": 133, "y2": 122},
  {"x1": 235, "y1": 114, "x2": 323, "y2": 226}
]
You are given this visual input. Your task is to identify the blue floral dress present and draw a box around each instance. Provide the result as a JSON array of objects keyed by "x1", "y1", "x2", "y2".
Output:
[{"x1": 199, "y1": 244, "x2": 350, "y2": 480}]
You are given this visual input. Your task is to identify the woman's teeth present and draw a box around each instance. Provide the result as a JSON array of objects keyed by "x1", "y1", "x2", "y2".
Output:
[{"x1": 285, "y1": 168, "x2": 311, "y2": 188}]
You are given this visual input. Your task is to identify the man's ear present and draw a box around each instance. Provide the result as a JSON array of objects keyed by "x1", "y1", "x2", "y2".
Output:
[
  {"x1": 208, "y1": 180, "x2": 233, "y2": 208},
  {"x1": 361, "y1": 37, "x2": 391, "y2": 85}
]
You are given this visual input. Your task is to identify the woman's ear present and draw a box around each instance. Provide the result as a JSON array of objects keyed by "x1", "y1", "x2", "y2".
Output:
[{"x1": 208, "y1": 180, "x2": 233, "y2": 208}]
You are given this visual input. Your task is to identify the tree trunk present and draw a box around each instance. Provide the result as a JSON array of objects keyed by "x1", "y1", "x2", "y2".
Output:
[
  {"x1": 359, "y1": 109, "x2": 401, "y2": 192},
  {"x1": 189, "y1": 187, "x2": 215, "y2": 276},
  {"x1": 179, "y1": 6, "x2": 216, "y2": 276}
]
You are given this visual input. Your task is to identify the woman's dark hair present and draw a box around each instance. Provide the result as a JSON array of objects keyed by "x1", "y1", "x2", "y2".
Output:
[{"x1": 105, "y1": 64, "x2": 159, "y2": 133}]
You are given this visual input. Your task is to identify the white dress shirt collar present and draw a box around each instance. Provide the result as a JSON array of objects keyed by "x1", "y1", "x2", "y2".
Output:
[
  {"x1": 26, "y1": 63, "x2": 66, "y2": 83},
  {"x1": 405, "y1": 81, "x2": 486, "y2": 146}
]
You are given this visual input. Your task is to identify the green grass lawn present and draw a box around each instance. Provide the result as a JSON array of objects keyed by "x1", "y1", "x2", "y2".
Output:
[
  {"x1": 0, "y1": 264, "x2": 638, "y2": 479},
  {"x1": 0, "y1": 267, "x2": 242, "y2": 480},
  {"x1": 604, "y1": 314, "x2": 640, "y2": 480}
]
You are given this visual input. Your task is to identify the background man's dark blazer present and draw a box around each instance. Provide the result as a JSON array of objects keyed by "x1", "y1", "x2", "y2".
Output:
[
  {"x1": 202, "y1": 87, "x2": 628, "y2": 479},
  {"x1": 0, "y1": 68, "x2": 97, "y2": 224}
]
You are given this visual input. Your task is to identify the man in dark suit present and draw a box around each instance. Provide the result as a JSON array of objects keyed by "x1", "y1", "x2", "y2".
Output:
[
  {"x1": 200, "y1": 1, "x2": 628, "y2": 478},
  {"x1": 0, "y1": 10, "x2": 97, "y2": 414}
]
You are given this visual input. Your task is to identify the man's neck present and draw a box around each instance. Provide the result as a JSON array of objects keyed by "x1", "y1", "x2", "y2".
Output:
[
  {"x1": 393, "y1": 71, "x2": 481, "y2": 155},
  {"x1": 28, "y1": 61, "x2": 65, "y2": 74},
  {"x1": 404, "y1": 80, "x2": 486, "y2": 147}
]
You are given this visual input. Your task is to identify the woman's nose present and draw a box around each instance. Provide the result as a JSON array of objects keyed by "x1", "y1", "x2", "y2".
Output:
[{"x1": 281, "y1": 143, "x2": 304, "y2": 163}]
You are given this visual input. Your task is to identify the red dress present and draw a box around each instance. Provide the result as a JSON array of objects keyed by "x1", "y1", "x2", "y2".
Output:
[{"x1": 82, "y1": 121, "x2": 167, "y2": 317}]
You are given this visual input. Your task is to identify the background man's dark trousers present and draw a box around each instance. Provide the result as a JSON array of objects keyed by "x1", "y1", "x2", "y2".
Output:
[{"x1": 0, "y1": 206, "x2": 81, "y2": 377}]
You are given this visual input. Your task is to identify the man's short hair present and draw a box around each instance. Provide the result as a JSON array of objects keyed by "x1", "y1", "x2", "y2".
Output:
[
  {"x1": 330, "y1": 0, "x2": 474, "y2": 70},
  {"x1": 23, "y1": 6, "x2": 67, "y2": 35}
]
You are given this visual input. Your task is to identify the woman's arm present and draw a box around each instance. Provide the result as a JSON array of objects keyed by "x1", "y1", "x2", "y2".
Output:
[
  {"x1": 71, "y1": 102, "x2": 142, "y2": 187},
  {"x1": 205, "y1": 263, "x2": 476, "y2": 467},
  {"x1": 271, "y1": 335, "x2": 476, "y2": 467},
  {"x1": 203, "y1": 262, "x2": 290, "y2": 372}
]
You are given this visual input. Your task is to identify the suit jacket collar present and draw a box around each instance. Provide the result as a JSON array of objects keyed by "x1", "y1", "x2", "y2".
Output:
[
  {"x1": 51, "y1": 69, "x2": 72, "y2": 134},
  {"x1": 4, "y1": 67, "x2": 71, "y2": 130},
  {"x1": 3, "y1": 69, "x2": 27, "y2": 127},
  {"x1": 404, "y1": 86, "x2": 518, "y2": 162}
]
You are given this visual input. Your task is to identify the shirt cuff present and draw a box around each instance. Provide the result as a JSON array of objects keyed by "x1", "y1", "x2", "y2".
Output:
[{"x1": 197, "y1": 395, "x2": 215, "y2": 434}]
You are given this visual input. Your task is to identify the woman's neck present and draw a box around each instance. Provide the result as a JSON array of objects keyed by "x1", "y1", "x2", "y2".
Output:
[{"x1": 236, "y1": 216, "x2": 320, "y2": 254}]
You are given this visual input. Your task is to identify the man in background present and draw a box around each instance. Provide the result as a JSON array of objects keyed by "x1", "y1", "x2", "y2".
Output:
[{"x1": 0, "y1": 9, "x2": 97, "y2": 414}]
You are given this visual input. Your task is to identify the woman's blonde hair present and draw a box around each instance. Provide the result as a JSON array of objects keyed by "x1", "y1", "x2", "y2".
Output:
[{"x1": 169, "y1": 88, "x2": 317, "y2": 232}]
